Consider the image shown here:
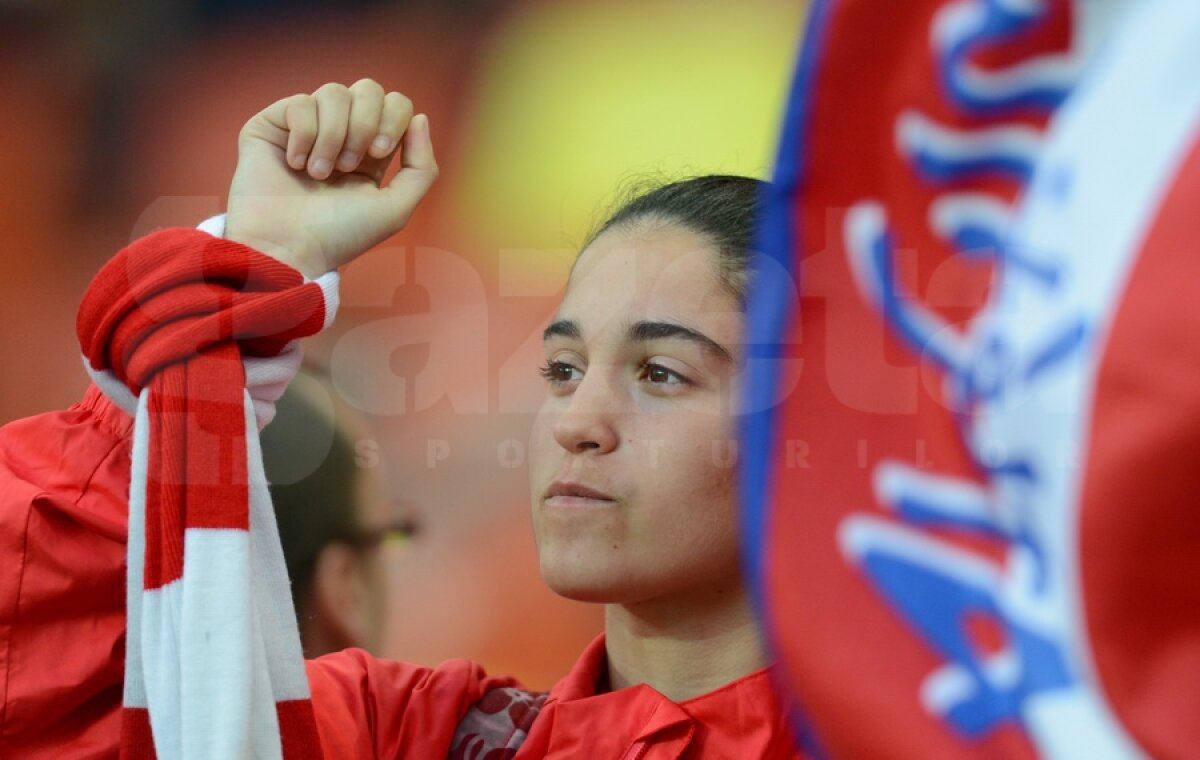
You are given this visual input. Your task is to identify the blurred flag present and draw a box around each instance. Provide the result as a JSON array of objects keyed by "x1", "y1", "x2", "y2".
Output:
[{"x1": 743, "y1": 0, "x2": 1200, "y2": 757}]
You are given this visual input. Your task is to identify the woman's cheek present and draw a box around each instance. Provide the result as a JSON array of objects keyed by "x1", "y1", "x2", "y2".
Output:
[{"x1": 527, "y1": 408, "x2": 557, "y2": 483}]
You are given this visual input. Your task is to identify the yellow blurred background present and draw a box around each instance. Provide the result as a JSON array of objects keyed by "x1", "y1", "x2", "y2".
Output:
[{"x1": 0, "y1": 0, "x2": 806, "y2": 689}]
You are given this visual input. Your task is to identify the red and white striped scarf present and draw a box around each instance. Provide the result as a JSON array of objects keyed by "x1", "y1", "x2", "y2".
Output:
[{"x1": 78, "y1": 225, "x2": 337, "y2": 759}]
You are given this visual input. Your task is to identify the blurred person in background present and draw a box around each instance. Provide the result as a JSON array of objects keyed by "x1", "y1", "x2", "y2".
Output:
[{"x1": 262, "y1": 365, "x2": 416, "y2": 658}]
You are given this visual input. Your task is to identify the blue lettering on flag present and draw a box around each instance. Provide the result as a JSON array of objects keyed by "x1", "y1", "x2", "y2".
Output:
[{"x1": 838, "y1": 0, "x2": 1091, "y2": 741}]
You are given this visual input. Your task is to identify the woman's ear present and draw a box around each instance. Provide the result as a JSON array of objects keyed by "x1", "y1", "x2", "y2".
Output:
[{"x1": 307, "y1": 543, "x2": 372, "y2": 656}]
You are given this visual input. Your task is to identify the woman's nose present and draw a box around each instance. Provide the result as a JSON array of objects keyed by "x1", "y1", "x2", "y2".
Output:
[{"x1": 551, "y1": 371, "x2": 621, "y2": 455}]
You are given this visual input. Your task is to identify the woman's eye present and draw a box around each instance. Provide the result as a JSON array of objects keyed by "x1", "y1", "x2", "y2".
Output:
[
  {"x1": 638, "y1": 362, "x2": 688, "y2": 386},
  {"x1": 539, "y1": 361, "x2": 581, "y2": 385}
]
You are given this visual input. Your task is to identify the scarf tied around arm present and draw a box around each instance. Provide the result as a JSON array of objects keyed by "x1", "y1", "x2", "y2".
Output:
[{"x1": 77, "y1": 226, "x2": 339, "y2": 760}]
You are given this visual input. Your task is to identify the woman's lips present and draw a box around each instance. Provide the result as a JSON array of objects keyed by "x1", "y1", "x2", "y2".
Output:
[{"x1": 544, "y1": 480, "x2": 618, "y2": 508}]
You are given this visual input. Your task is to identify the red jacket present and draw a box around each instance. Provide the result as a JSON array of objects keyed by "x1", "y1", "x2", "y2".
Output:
[{"x1": 0, "y1": 387, "x2": 802, "y2": 759}]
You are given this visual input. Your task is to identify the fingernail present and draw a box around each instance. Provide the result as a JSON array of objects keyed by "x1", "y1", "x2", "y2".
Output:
[
  {"x1": 337, "y1": 149, "x2": 357, "y2": 169},
  {"x1": 292, "y1": 153, "x2": 308, "y2": 169},
  {"x1": 372, "y1": 135, "x2": 392, "y2": 153},
  {"x1": 311, "y1": 157, "x2": 332, "y2": 177}
]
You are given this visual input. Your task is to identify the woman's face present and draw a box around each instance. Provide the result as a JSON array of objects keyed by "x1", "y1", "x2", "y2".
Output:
[{"x1": 528, "y1": 221, "x2": 745, "y2": 605}]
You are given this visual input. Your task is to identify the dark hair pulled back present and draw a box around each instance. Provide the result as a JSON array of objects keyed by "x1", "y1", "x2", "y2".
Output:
[{"x1": 585, "y1": 174, "x2": 766, "y2": 308}]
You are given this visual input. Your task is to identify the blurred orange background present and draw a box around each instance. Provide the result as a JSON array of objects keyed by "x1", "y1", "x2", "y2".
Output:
[{"x1": 0, "y1": 0, "x2": 806, "y2": 689}]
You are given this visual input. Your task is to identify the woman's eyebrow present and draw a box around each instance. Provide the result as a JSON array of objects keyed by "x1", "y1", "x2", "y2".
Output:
[
  {"x1": 627, "y1": 320, "x2": 734, "y2": 363},
  {"x1": 543, "y1": 319, "x2": 581, "y2": 342}
]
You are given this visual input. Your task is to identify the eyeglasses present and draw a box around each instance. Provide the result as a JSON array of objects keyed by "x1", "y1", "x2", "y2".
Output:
[{"x1": 337, "y1": 517, "x2": 419, "y2": 552}]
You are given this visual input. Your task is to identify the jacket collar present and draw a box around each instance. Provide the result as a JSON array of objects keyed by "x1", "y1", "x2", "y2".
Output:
[{"x1": 543, "y1": 633, "x2": 789, "y2": 755}]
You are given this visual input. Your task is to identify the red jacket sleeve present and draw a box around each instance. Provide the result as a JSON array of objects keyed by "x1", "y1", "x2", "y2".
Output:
[
  {"x1": 0, "y1": 386, "x2": 132, "y2": 758},
  {"x1": 307, "y1": 650, "x2": 521, "y2": 758}
]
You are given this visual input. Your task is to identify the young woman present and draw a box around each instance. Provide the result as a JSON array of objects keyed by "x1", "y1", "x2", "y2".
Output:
[{"x1": 0, "y1": 81, "x2": 800, "y2": 758}]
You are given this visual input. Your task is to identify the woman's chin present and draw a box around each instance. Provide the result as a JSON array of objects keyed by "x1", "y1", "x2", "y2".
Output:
[{"x1": 539, "y1": 560, "x2": 638, "y2": 605}]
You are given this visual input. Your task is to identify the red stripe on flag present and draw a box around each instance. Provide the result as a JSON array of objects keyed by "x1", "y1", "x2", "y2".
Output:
[{"x1": 1081, "y1": 133, "x2": 1200, "y2": 760}]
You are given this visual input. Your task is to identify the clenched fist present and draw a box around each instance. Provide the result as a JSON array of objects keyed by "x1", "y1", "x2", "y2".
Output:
[{"x1": 225, "y1": 79, "x2": 437, "y2": 278}]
